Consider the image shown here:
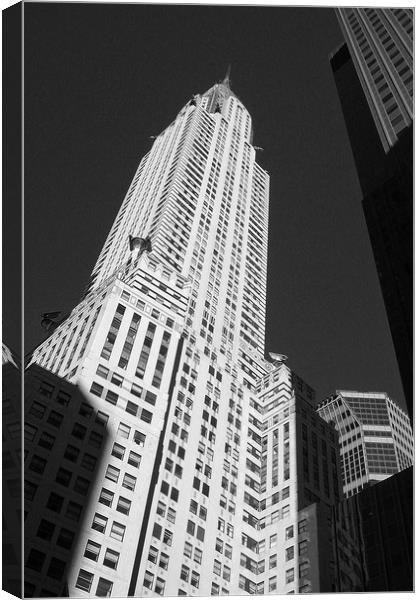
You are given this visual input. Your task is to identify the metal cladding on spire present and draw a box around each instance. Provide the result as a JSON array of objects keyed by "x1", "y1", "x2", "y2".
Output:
[
  {"x1": 222, "y1": 64, "x2": 232, "y2": 87},
  {"x1": 203, "y1": 66, "x2": 236, "y2": 114}
]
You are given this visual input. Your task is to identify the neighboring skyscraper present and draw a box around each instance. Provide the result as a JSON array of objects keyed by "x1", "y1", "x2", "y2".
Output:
[
  {"x1": 345, "y1": 466, "x2": 413, "y2": 592},
  {"x1": 3, "y1": 344, "x2": 22, "y2": 598},
  {"x1": 316, "y1": 390, "x2": 413, "y2": 498},
  {"x1": 335, "y1": 8, "x2": 413, "y2": 152},
  {"x1": 331, "y1": 8, "x2": 413, "y2": 423}
]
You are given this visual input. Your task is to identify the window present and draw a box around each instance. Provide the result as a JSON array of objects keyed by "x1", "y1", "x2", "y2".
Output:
[
  {"x1": 26, "y1": 549, "x2": 46, "y2": 571},
  {"x1": 47, "y1": 492, "x2": 64, "y2": 513},
  {"x1": 29, "y1": 455, "x2": 47, "y2": 474},
  {"x1": 47, "y1": 557, "x2": 66, "y2": 580},
  {"x1": 298, "y1": 519, "x2": 308, "y2": 534},
  {"x1": 190, "y1": 499, "x2": 198, "y2": 515},
  {"x1": 286, "y1": 525, "x2": 294, "y2": 540},
  {"x1": 72, "y1": 423, "x2": 87, "y2": 440},
  {"x1": 110, "y1": 522, "x2": 125, "y2": 542},
  {"x1": 116, "y1": 496, "x2": 131, "y2": 515},
  {"x1": 106, "y1": 390, "x2": 119, "y2": 406},
  {"x1": 128, "y1": 451, "x2": 141, "y2": 468},
  {"x1": 143, "y1": 571, "x2": 154, "y2": 590},
  {"x1": 159, "y1": 553, "x2": 169, "y2": 570},
  {"x1": 213, "y1": 560, "x2": 221, "y2": 576},
  {"x1": 145, "y1": 390, "x2": 157, "y2": 405},
  {"x1": 141, "y1": 408, "x2": 153, "y2": 424},
  {"x1": 269, "y1": 576, "x2": 277, "y2": 592},
  {"x1": 155, "y1": 577, "x2": 165, "y2": 595},
  {"x1": 153, "y1": 523, "x2": 162, "y2": 540},
  {"x1": 134, "y1": 430, "x2": 146, "y2": 446},
  {"x1": 191, "y1": 571, "x2": 200, "y2": 588},
  {"x1": 180, "y1": 565, "x2": 190, "y2": 582},
  {"x1": 111, "y1": 373, "x2": 123, "y2": 387},
  {"x1": 24, "y1": 480, "x2": 37, "y2": 501},
  {"x1": 79, "y1": 402, "x2": 94, "y2": 418},
  {"x1": 105, "y1": 465, "x2": 120, "y2": 483},
  {"x1": 37, "y1": 519, "x2": 55, "y2": 541},
  {"x1": 76, "y1": 569, "x2": 94, "y2": 592},
  {"x1": 90, "y1": 382, "x2": 104, "y2": 397},
  {"x1": 56, "y1": 527, "x2": 74, "y2": 549},
  {"x1": 163, "y1": 529, "x2": 172, "y2": 546},
  {"x1": 269, "y1": 554, "x2": 277, "y2": 569},
  {"x1": 24, "y1": 423, "x2": 37, "y2": 442},
  {"x1": 126, "y1": 401, "x2": 138, "y2": 416},
  {"x1": 39, "y1": 381, "x2": 54, "y2": 397},
  {"x1": 99, "y1": 488, "x2": 114, "y2": 508},
  {"x1": 84, "y1": 539, "x2": 101, "y2": 561},
  {"x1": 122, "y1": 473, "x2": 136, "y2": 491},
  {"x1": 299, "y1": 562, "x2": 309, "y2": 579},
  {"x1": 286, "y1": 568, "x2": 294, "y2": 584},
  {"x1": 184, "y1": 541, "x2": 193, "y2": 558},
  {"x1": 64, "y1": 444, "x2": 79, "y2": 462},
  {"x1": 299, "y1": 540, "x2": 308, "y2": 556},
  {"x1": 269, "y1": 534, "x2": 277, "y2": 548},
  {"x1": 74, "y1": 476, "x2": 90, "y2": 495},
  {"x1": 222, "y1": 566, "x2": 231, "y2": 582},
  {"x1": 187, "y1": 520, "x2": 195, "y2": 535},
  {"x1": 194, "y1": 548, "x2": 202, "y2": 564},
  {"x1": 148, "y1": 546, "x2": 158, "y2": 563},
  {"x1": 96, "y1": 411, "x2": 109, "y2": 427},
  {"x1": 96, "y1": 364, "x2": 109, "y2": 379},
  {"x1": 131, "y1": 383, "x2": 143, "y2": 398},
  {"x1": 56, "y1": 467, "x2": 72, "y2": 486},
  {"x1": 96, "y1": 578, "x2": 113, "y2": 597},
  {"x1": 81, "y1": 453, "x2": 97, "y2": 471},
  {"x1": 117, "y1": 422, "x2": 130, "y2": 439},
  {"x1": 286, "y1": 546, "x2": 294, "y2": 561},
  {"x1": 89, "y1": 431, "x2": 103, "y2": 448},
  {"x1": 157, "y1": 501, "x2": 166, "y2": 517},
  {"x1": 29, "y1": 400, "x2": 46, "y2": 419},
  {"x1": 103, "y1": 548, "x2": 119, "y2": 569},
  {"x1": 65, "y1": 501, "x2": 83, "y2": 521},
  {"x1": 92, "y1": 513, "x2": 108, "y2": 533},
  {"x1": 282, "y1": 504, "x2": 290, "y2": 518}
]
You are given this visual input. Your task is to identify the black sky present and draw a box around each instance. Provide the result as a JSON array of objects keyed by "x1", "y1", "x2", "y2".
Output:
[{"x1": 21, "y1": 3, "x2": 406, "y2": 410}]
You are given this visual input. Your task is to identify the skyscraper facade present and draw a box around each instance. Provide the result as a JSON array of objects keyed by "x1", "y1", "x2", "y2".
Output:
[
  {"x1": 25, "y1": 74, "x2": 363, "y2": 597},
  {"x1": 331, "y1": 8, "x2": 413, "y2": 423},
  {"x1": 317, "y1": 390, "x2": 413, "y2": 498},
  {"x1": 335, "y1": 7, "x2": 413, "y2": 153},
  {"x1": 27, "y1": 76, "x2": 273, "y2": 597}
]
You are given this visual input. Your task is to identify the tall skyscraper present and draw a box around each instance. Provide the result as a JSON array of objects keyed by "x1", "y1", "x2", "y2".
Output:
[
  {"x1": 335, "y1": 7, "x2": 413, "y2": 153},
  {"x1": 317, "y1": 390, "x2": 413, "y2": 498},
  {"x1": 331, "y1": 8, "x2": 413, "y2": 423},
  {"x1": 24, "y1": 74, "x2": 362, "y2": 597}
]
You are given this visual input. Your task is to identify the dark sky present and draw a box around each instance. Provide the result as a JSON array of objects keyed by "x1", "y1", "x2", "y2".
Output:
[{"x1": 21, "y1": 3, "x2": 406, "y2": 410}]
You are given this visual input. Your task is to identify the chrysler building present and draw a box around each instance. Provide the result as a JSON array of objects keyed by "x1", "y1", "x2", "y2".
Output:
[{"x1": 26, "y1": 74, "x2": 347, "y2": 596}]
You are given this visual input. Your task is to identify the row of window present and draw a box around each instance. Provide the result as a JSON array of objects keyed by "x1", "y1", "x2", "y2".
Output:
[{"x1": 75, "y1": 569, "x2": 113, "y2": 596}]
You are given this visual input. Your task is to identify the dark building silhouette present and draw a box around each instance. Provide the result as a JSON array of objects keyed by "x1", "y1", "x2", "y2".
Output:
[
  {"x1": 345, "y1": 466, "x2": 413, "y2": 591},
  {"x1": 330, "y1": 28, "x2": 413, "y2": 423},
  {"x1": 22, "y1": 364, "x2": 109, "y2": 598},
  {"x1": 2, "y1": 345, "x2": 22, "y2": 598}
]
